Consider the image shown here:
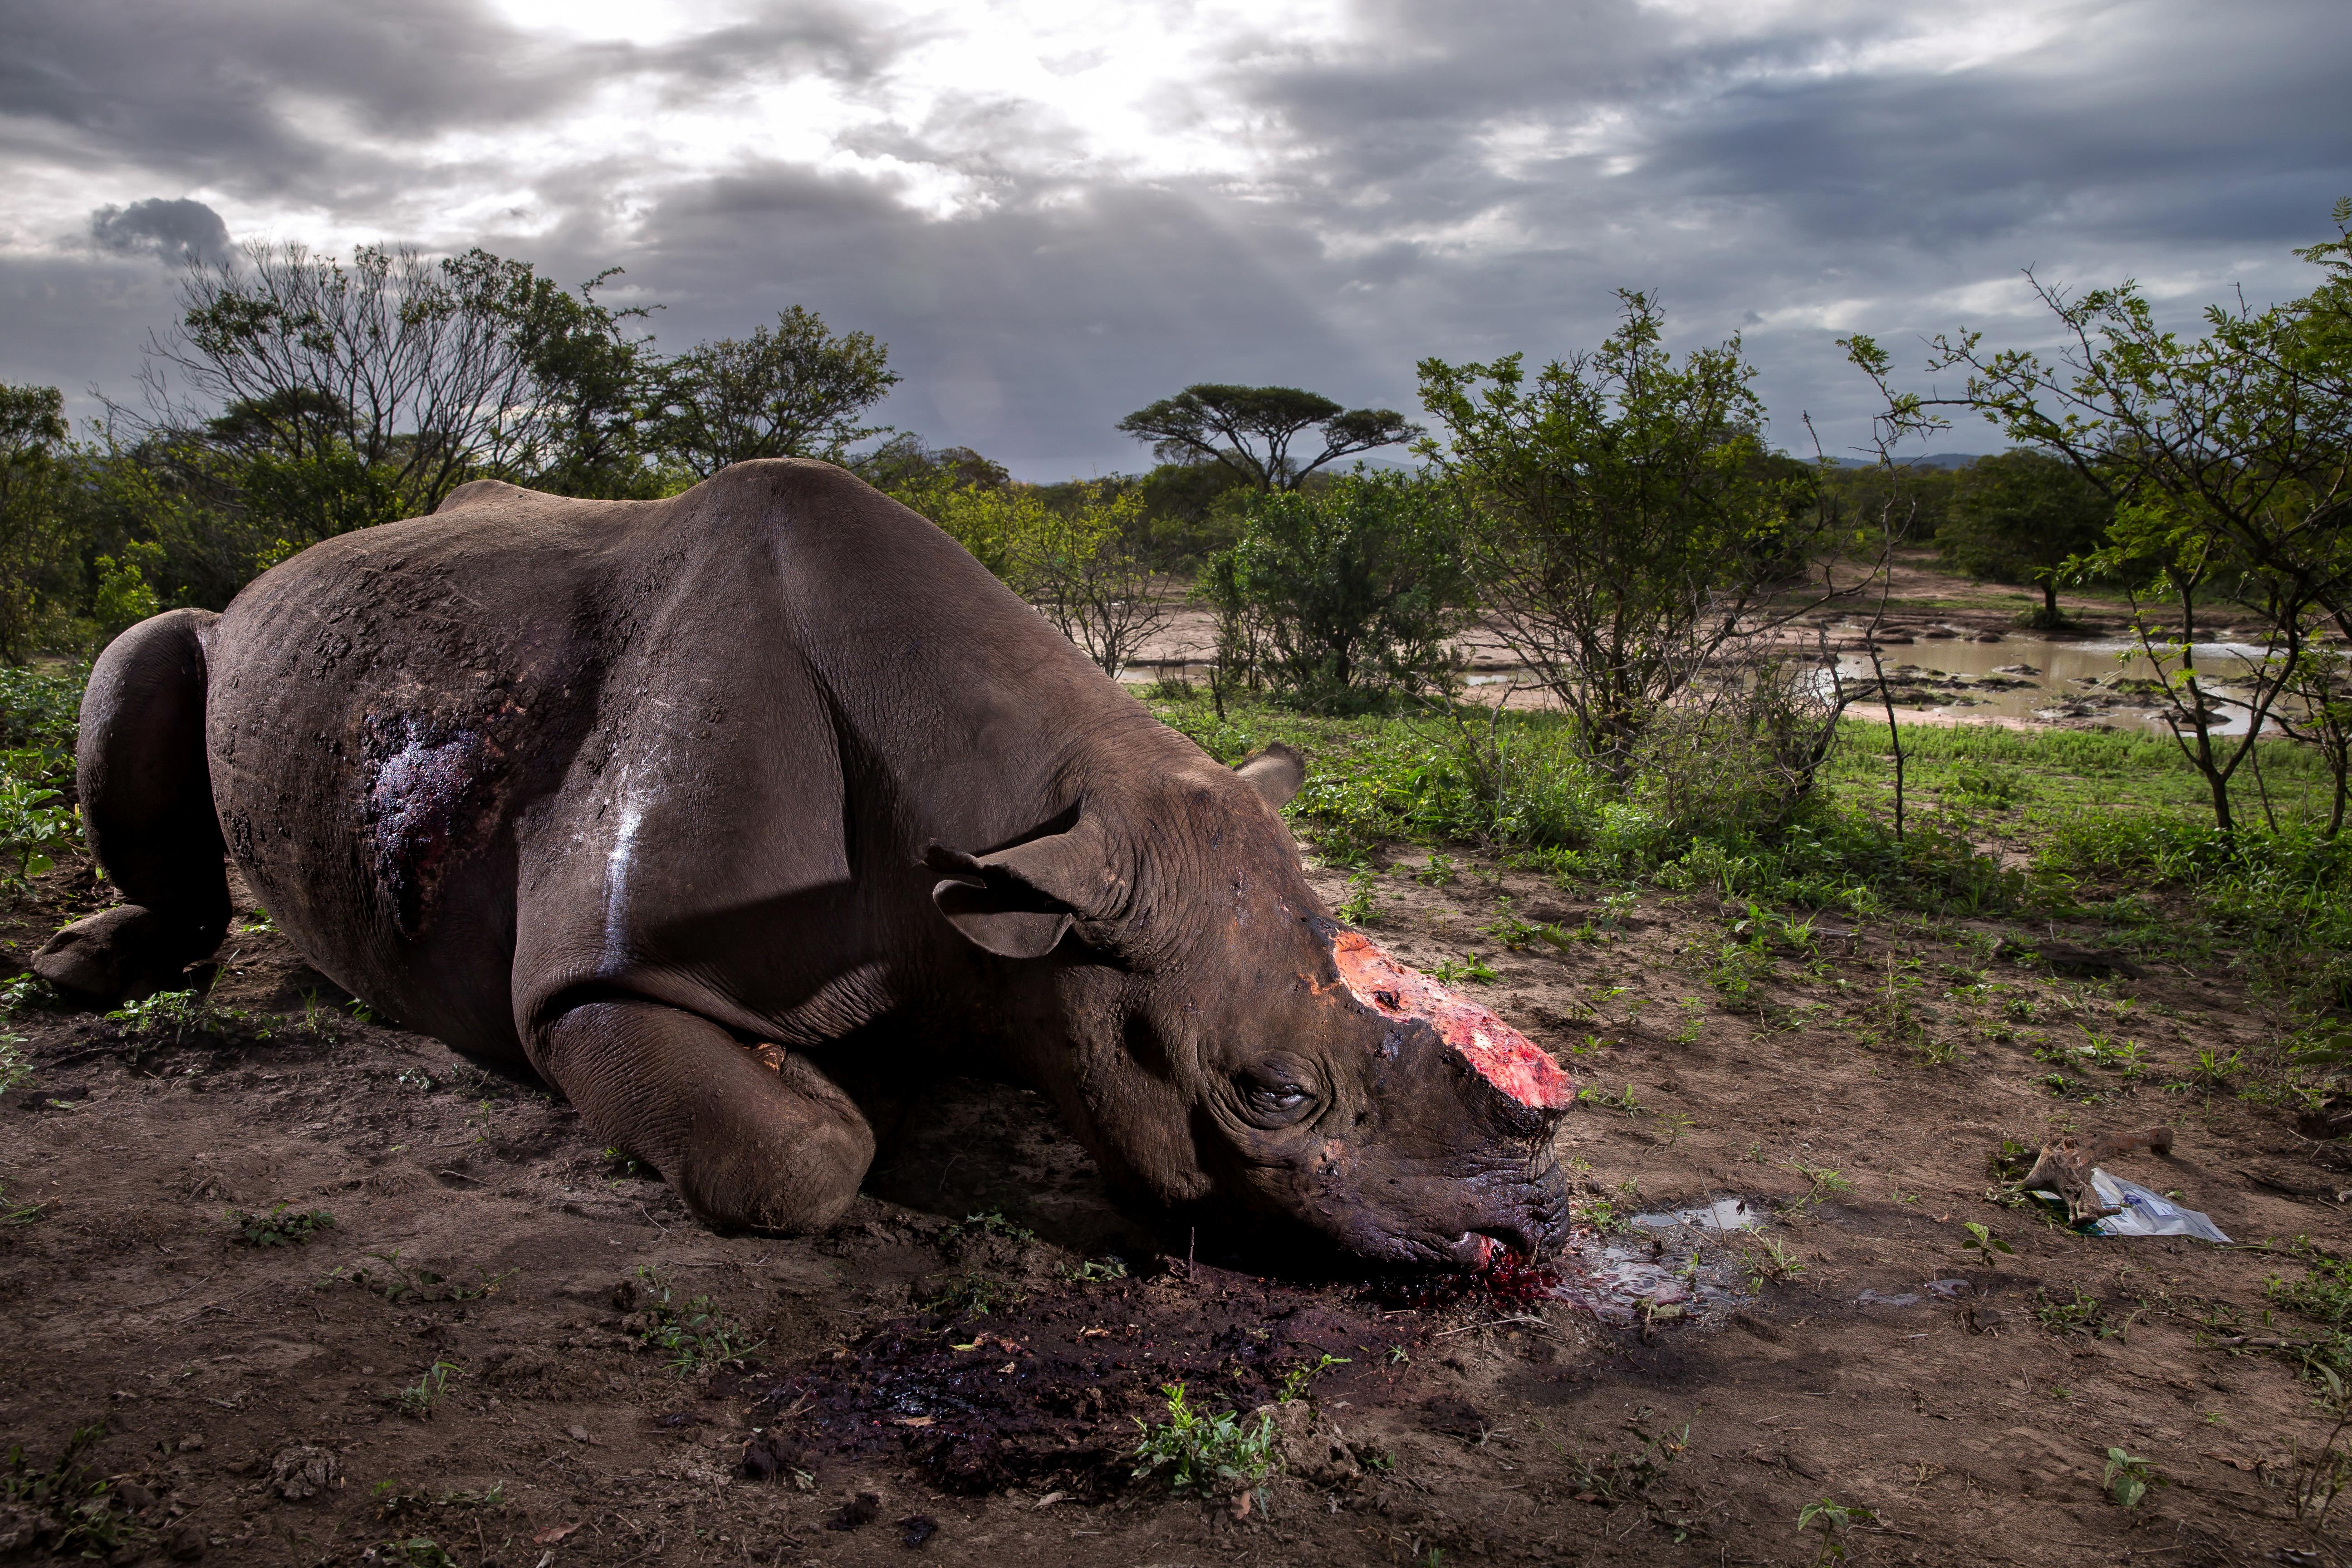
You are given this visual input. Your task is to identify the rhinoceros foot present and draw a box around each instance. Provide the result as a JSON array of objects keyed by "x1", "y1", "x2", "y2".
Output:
[{"x1": 31, "y1": 904, "x2": 215, "y2": 1004}]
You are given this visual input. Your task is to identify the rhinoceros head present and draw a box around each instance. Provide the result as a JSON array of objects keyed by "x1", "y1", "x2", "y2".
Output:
[{"x1": 925, "y1": 743, "x2": 1575, "y2": 1270}]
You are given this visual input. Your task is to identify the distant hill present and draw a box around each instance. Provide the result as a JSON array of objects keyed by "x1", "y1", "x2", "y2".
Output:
[{"x1": 1830, "y1": 452, "x2": 1987, "y2": 470}]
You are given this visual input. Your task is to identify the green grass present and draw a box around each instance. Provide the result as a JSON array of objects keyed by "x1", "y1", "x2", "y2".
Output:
[{"x1": 1147, "y1": 689, "x2": 2352, "y2": 1019}]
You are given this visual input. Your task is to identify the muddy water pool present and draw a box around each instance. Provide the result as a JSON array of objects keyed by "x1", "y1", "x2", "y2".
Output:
[
  {"x1": 1824, "y1": 631, "x2": 2273, "y2": 732},
  {"x1": 1122, "y1": 625, "x2": 2283, "y2": 732},
  {"x1": 1453, "y1": 629, "x2": 2276, "y2": 732}
]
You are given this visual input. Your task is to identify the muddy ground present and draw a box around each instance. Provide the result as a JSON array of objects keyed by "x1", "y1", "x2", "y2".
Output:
[{"x1": 6, "y1": 838, "x2": 2352, "y2": 1568}]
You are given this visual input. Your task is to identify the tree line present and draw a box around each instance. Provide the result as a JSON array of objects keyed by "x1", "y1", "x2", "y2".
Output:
[
  {"x1": 4, "y1": 207, "x2": 2348, "y2": 843},
  {"x1": 0, "y1": 241, "x2": 901, "y2": 659}
]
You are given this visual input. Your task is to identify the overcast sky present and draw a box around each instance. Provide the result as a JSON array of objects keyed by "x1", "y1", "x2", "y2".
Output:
[{"x1": 4, "y1": 0, "x2": 2346, "y2": 478}]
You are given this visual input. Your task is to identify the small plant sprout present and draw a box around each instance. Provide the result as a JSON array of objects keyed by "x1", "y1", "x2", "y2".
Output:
[
  {"x1": 1745, "y1": 1239, "x2": 1807, "y2": 1290},
  {"x1": 1576, "y1": 1082, "x2": 1642, "y2": 1116},
  {"x1": 1960, "y1": 1222, "x2": 2015, "y2": 1267},
  {"x1": 1482, "y1": 901, "x2": 1541, "y2": 951},
  {"x1": 1427, "y1": 954, "x2": 1499, "y2": 985},
  {"x1": 1796, "y1": 1498, "x2": 1878, "y2": 1566},
  {"x1": 392, "y1": 1362, "x2": 461, "y2": 1420},
  {"x1": 1335, "y1": 869, "x2": 1380, "y2": 926},
  {"x1": 1780, "y1": 1162, "x2": 1855, "y2": 1212},
  {"x1": 1275, "y1": 1352, "x2": 1351, "y2": 1404},
  {"x1": 1414, "y1": 853, "x2": 1457, "y2": 887},
  {"x1": 2103, "y1": 1447, "x2": 2161, "y2": 1508}
]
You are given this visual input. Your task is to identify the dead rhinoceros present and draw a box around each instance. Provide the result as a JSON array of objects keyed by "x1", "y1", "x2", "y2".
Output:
[{"x1": 35, "y1": 460, "x2": 1573, "y2": 1266}]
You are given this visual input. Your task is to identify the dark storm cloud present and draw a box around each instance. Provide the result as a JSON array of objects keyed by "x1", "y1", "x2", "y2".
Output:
[
  {"x1": 0, "y1": 0, "x2": 885, "y2": 201},
  {"x1": 4, "y1": 0, "x2": 2348, "y2": 471},
  {"x1": 89, "y1": 198, "x2": 232, "y2": 268}
]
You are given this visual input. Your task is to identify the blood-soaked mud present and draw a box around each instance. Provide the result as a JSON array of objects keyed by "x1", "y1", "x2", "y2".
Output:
[
  {"x1": 750, "y1": 1267, "x2": 1394, "y2": 1495},
  {"x1": 7, "y1": 842, "x2": 2352, "y2": 1566}
]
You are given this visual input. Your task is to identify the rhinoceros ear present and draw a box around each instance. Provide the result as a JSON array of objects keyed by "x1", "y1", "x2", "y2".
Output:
[
  {"x1": 1234, "y1": 742, "x2": 1305, "y2": 809},
  {"x1": 922, "y1": 818, "x2": 1125, "y2": 960}
]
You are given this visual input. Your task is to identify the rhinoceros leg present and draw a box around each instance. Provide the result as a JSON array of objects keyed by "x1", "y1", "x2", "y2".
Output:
[
  {"x1": 535, "y1": 998, "x2": 876, "y2": 1234},
  {"x1": 33, "y1": 608, "x2": 230, "y2": 1002}
]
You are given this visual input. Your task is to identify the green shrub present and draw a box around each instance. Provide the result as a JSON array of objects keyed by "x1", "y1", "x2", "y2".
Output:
[
  {"x1": 1205, "y1": 470, "x2": 1471, "y2": 706},
  {"x1": 1131, "y1": 1382, "x2": 1278, "y2": 1494}
]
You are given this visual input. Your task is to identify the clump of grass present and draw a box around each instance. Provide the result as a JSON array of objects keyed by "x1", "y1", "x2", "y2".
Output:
[
  {"x1": 2034, "y1": 1286, "x2": 2126, "y2": 1341},
  {"x1": 922, "y1": 1271, "x2": 1019, "y2": 1318},
  {"x1": 1426, "y1": 953, "x2": 1499, "y2": 985},
  {"x1": 1, "y1": 1176, "x2": 43, "y2": 1227},
  {"x1": 2269, "y1": 1239, "x2": 2352, "y2": 1327},
  {"x1": 105, "y1": 990, "x2": 263, "y2": 1051},
  {"x1": 1779, "y1": 1162, "x2": 1854, "y2": 1212},
  {"x1": 0, "y1": 1421, "x2": 137, "y2": 1558},
  {"x1": 624, "y1": 1267, "x2": 764, "y2": 1373},
  {"x1": 1558, "y1": 1408, "x2": 1689, "y2": 1503},
  {"x1": 228, "y1": 1202, "x2": 335, "y2": 1247},
  {"x1": 317, "y1": 1249, "x2": 517, "y2": 1304},
  {"x1": 1744, "y1": 1238, "x2": 1807, "y2": 1289},
  {"x1": 1131, "y1": 1382, "x2": 1278, "y2": 1496},
  {"x1": 942, "y1": 1207, "x2": 1035, "y2": 1244},
  {"x1": 600, "y1": 1146, "x2": 652, "y2": 1179}
]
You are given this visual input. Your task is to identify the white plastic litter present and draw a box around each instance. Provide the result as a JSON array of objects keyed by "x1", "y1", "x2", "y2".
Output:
[
  {"x1": 2029, "y1": 1168, "x2": 2230, "y2": 1243},
  {"x1": 1629, "y1": 1196, "x2": 1768, "y2": 1233}
]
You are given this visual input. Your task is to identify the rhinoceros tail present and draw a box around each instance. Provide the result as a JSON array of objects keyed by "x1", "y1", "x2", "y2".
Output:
[{"x1": 30, "y1": 608, "x2": 231, "y2": 1002}]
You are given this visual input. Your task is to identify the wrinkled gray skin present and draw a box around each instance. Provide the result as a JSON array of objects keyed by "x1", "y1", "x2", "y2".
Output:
[{"x1": 35, "y1": 461, "x2": 1570, "y2": 1266}]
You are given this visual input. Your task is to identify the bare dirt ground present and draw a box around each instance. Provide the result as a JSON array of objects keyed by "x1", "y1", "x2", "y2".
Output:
[{"x1": 6, "y1": 834, "x2": 2352, "y2": 1567}]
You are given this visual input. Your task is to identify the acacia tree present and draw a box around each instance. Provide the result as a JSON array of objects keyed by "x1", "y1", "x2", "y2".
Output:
[
  {"x1": 1418, "y1": 291, "x2": 1830, "y2": 786},
  {"x1": 647, "y1": 305, "x2": 898, "y2": 477},
  {"x1": 1116, "y1": 384, "x2": 1418, "y2": 491},
  {"x1": 1852, "y1": 201, "x2": 2352, "y2": 838}
]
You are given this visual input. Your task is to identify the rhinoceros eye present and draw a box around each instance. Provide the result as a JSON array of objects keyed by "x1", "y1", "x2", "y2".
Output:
[{"x1": 1237, "y1": 1072, "x2": 1317, "y2": 1126}]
